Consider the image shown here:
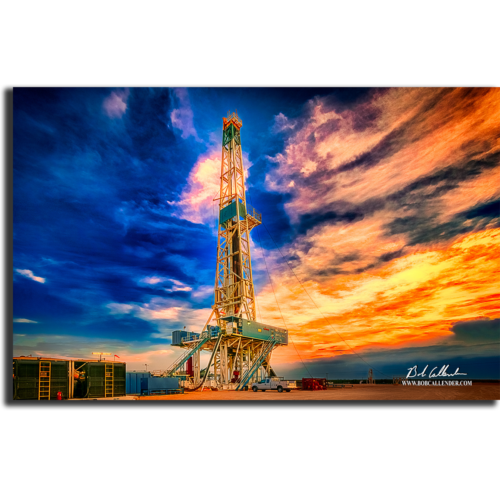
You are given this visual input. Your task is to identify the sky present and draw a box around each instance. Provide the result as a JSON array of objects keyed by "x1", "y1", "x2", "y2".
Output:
[{"x1": 13, "y1": 87, "x2": 500, "y2": 379}]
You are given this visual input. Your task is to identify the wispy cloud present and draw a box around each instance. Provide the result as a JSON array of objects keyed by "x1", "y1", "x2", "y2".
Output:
[
  {"x1": 14, "y1": 318, "x2": 38, "y2": 323},
  {"x1": 191, "y1": 285, "x2": 213, "y2": 300},
  {"x1": 106, "y1": 297, "x2": 212, "y2": 332},
  {"x1": 172, "y1": 285, "x2": 192, "y2": 292},
  {"x1": 267, "y1": 88, "x2": 500, "y2": 223},
  {"x1": 170, "y1": 88, "x2": 200, "y2": 141},
  {"x1": 139, "y1": 276, "x2": 193, "y2": 293},
  {"x1": 271, "y1": 112, "x2": 296, "y2": 133},
  {"x1": 15, "y1": 269, "x2": 46, "y2": 283},
  {"x1": 140, "y1": 276, "x2": 167, "y2": 285},
  {"x1": 103, "y1": 88, "x2": 130, "y2": 118}
]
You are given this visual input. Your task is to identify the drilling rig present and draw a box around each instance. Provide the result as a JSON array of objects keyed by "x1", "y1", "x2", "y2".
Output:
[{"x1": 166, "y1": 111, "x2": 288, "y2": 390}]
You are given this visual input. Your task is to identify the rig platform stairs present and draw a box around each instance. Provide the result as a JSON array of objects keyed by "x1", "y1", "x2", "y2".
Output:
[
  {"x1": 236, "y1": 339, "x2": 276, "y2": 391},
  {"x1": 165, "y1": 336, "x2": 210, "y2": 376}
]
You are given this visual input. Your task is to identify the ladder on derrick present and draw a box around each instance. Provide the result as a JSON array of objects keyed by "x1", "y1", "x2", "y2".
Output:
[
  {"x1": 38, "y1": 361, "x2": 51, "y2": 400},
  {"x1": 236, "y1": 340, "x2": 276, "y2": 390},
  {"x1": 105, "y1": 364, "x2": 114, "y2": 397}
]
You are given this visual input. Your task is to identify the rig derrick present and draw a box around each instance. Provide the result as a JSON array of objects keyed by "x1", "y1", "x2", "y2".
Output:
[{"x1": 167, "y1": 112, "x2": 288, "y2": 390}]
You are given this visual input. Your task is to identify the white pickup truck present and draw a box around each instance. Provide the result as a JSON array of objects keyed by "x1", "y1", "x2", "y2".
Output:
[{"x1": 251, "y1": 377, "x2": 296, "y2": 393}]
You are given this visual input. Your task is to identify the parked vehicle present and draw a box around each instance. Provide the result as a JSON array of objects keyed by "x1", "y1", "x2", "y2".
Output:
[{"x1": 251, "y1": 377, "x2": 296, "y2": 393}]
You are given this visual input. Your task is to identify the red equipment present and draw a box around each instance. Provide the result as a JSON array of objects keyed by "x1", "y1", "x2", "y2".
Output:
[
  {"x1": 301, "y1": 378, "x2": 327, "y2": 391},
  {"x1": 56, "y1": 391, "x2": 62, "y2": 400},
  {"x1": 186, "y1": 357, "x2": 194, "y2": 377}
]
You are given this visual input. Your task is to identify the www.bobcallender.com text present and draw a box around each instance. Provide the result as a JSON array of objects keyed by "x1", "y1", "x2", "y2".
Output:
[{"x1": 401, "y1": 380, "x2": 473, "y2": 386}]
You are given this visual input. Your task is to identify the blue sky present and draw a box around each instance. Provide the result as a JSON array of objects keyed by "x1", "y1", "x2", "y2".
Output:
[{"x1": 13, "y1": 87, "x2": 500, "y2": 377}]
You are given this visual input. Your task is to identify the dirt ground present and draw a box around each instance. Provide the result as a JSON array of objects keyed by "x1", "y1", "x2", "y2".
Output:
[{"x1": 135, "y1": 383, "x2": 500, "y2": 401}]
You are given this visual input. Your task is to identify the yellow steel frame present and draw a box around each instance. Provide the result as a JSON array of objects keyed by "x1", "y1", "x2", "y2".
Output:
[
  {"x1": 213, "y1": 112, "x2": 260, "y2": 321},
  {"x1": 172, "y1": 112, "x2": 277, "y2": 389}
]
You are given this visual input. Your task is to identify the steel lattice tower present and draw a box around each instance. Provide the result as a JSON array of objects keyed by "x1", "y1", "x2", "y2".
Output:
[
  {"x1": 214, "y1": 111, "x2": 261, "y2": 321},
  {"x1": 168, "y1": 111, "x2": 288, "y2": 390}
]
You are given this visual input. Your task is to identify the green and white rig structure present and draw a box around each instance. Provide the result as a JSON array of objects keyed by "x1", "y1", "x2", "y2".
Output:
[{"x1": 165, "y1": 111, "x2": 288, "y2": 390}]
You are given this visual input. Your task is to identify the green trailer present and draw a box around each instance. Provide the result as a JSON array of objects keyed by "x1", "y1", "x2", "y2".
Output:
[{"x1": 13, "y1": 358, "x2": 69, "y2": 400}]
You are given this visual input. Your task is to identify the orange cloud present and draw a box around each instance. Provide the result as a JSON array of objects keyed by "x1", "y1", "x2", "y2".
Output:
[
  {"x1": 255, "y1": 88, "x2": 500, "y2": 366},
  {"x1": 436, "y1": 166, "x2": 500, "y2": 223},
  {"x1": 258, "y1": 227, "x2": 500, "y2": 364}
]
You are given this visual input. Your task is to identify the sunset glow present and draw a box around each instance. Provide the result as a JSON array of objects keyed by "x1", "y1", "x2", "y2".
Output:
[{"x1": 13, "y1": 88, "x2": 500, "y2": 377}]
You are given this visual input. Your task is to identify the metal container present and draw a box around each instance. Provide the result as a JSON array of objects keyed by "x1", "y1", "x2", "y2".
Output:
[
  {"x1": 141, "y1": 377, "x2": 179, "y2": 395},
  {"x1": 172, "y1": 330, "x2": 184, "y2": 345},
  {"x1": 126, "y1": 371, "x2": 150, "y2": 394},
  {"x1": 172, "y1": 330, "x2": 190, "y2": 345},
  {"x1": 221, "y1": 316, "x2": 288, "y2": 344},
  {"x1": 172, "y1": 330, "x2": 200, "y2": 345}
]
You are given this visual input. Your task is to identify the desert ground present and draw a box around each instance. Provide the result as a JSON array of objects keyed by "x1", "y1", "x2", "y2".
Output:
[{"x1": 134, "y1": 383, "x2": 500, "y2": 401}]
